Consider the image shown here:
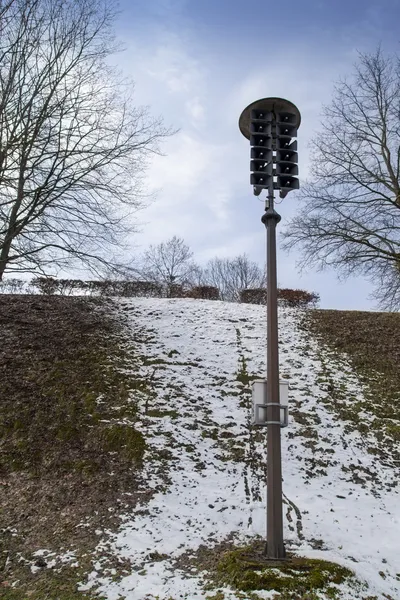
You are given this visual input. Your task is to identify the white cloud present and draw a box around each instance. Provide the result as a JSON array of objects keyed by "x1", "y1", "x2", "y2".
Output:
[
  {"x1": 148, "y1": 133, "x2": 211, "y2": 193},
  {"x1": 185, "y1": 96, "x2": 205, "y2": 123},
  {"x1": 145, "y1": 40, "x2": 201, "y2": 94},
  {"x1": 137, "y1": 131, "x2": 238, "y2": 249}
]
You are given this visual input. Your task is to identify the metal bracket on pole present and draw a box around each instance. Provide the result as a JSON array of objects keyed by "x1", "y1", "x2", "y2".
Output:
[
  {"x1": 251, "y1": 382, "x2": 289, "y2": 428},
  {"x1": 252, "y1": 403, "x2": 289, "y2": 427},
  {"x1": 265, "y1": 403, "x2": 289, "y2": 428}
]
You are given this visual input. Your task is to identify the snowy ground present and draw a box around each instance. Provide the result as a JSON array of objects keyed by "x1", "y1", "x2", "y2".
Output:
[{"x1": 79, "y1": 298, "x2": 400, "y2": 600}]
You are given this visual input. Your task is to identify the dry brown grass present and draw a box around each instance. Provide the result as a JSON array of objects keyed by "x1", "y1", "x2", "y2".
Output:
[
  {"x1": 308, "y1": 310, "x2": 400, "y2": 393},
  {"x1": 305, "y1": 309, "x2": 400, "y2": 464},
  {"x1": 0, "y1": 295, "x2": 151, "y2": 598}
]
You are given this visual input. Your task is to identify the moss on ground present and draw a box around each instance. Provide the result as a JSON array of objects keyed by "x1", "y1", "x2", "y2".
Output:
[
  {"x1": 0, "y1": 296, "x2": 146, "y2": 475},
  {"x1": 176, "y1": 538, "x2": 364, "y2": 599},
  {"x1": 101, "y1": 423, "x2": 146, "y2": 463},
  {"x1": 146, "y1": 408, "x2": 179, "y2": 419},
  {"x1": 214, "y1": 546, "x2": 354, "y2": 597}
]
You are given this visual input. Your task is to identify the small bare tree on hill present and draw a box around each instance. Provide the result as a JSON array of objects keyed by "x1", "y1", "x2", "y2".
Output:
[
  {"x1": 283, "y1": 49, "x2": 400, "y2": 310},
  {"x1": 140, "y1": 236, "x2": 199, "y2": 288},
  {"x1": 204, "y1": 254, "x2": 265, "y2": 302},
  {"x1": 0, "y1": 0, "x2": 170, "y2": 281}
]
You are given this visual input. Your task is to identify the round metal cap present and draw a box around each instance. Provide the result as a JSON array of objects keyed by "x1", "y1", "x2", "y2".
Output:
[{"x1": 239, "y1": 97, "x2": 301, "y2": 140}]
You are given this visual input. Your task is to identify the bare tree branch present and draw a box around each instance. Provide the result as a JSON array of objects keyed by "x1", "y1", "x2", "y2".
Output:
[
  {"x1": 139, "y1": 236, "x2": 199, "y2": 287},
  {"x1": 0, "y1": 0, "x2": 173, "y2": 279},
  {"x1": 203, "y1": 254, "x2": 265, "y2": 302},
  {"x1": 283, "y1": 48, "x2": 400, "y2": 310}
]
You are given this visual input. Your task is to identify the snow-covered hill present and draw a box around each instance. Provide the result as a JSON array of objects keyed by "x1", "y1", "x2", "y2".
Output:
[{"x1": 80, "y1": 298, "x2": 400, "y2": 600}]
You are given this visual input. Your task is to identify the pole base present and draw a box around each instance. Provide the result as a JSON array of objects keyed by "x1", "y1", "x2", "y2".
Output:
[{"x1": 264, "y1": 542, "x2": 287, "y2": 560}]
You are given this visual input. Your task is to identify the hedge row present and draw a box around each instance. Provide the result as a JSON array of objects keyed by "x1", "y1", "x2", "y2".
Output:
[
  {"x1": 0, "y1": 278, "x2": 25, "y2": 293},
  {"x1": 27, "y1": 278, "x2": 221, "y2": 300},
  {"x1": 30, "y1": 278, "x2": 164, "y2": 297},
  {"x1": 240, "y1": 287, "x2": 320, "y2": 307},
  {"x1": 0, "y1": 277, "x2": 318, "y2": 307},
  {"x1": 188, "y1": 286, "x2": 220, "y2": 300}
]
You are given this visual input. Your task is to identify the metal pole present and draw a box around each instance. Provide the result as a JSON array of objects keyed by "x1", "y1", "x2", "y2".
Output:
[
  {"x1": 239, "y1": 96, "x2": 300, "y2": 560},
  {"x1": 261, "y1": 180, "x2": 285, "y2": 559}
]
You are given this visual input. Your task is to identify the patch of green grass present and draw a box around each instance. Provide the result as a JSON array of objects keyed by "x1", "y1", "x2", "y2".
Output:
[
  {"x1": 201, "y1": 428, "x2": 219, "y2": 440},
  {"x1": 295, "y1": 426, "x2": 319, "y2": 439},
  {"x1": 101, "y1": 424, "x2": 146, "y2": 463},
  {"x1": 146, "y1": 408, "x2": 179, "y2": 419},
  {"x1": 142, "y1": 356, "x2": 200, "y2": 368},
  {"x1": 167, "y1": 349, "x2": 180, "y2": 358},
  {"x1": 0, "y1": 336, "x2": 145, "y2": 475},
  {"x1": 236, "y1": 354, "x2": 251, "y2": 386},
  {"x1": 178, "y1": 539, "x2": 366, "y2": 600},
  {"x1": 233, "y1": 327, "x2": 266, "y2": 500},
  {"x1": 214, "y1": 545, "x2": 356, "y2": 598}
]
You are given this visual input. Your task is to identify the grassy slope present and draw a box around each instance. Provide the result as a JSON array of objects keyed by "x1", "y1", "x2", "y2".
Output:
[
  {"x1": 0, "y1": 295, "x2": 152, "y2": 599},
  {"x1": 305, "y1": 310, "x2": 400, "y2": 465},
  {"x1": 86, "y1": 298, "x2": 399, "y2": 599},
  {"x1": 0, "y1": 297, "x2": 399, "y2": 599}
]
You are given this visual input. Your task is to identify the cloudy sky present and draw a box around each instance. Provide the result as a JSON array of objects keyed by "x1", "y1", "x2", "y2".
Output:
[{"x1": 112, "y1": 0, "x2": 399, "y2": 310}]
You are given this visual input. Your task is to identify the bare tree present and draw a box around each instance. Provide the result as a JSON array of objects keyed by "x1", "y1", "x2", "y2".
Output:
[
  {"x1": 282, "y1": 48, "x2": 400, "y2": 310},
  {"x1": 188, "y1": 263, "x2": 208, "y2": 287},
  {"x1": 140, "y1": 236, "x2": 199, "y2": 287},
  {"x1": 204, "y1": 254, "x2": 265, "y2": 302},
  {"x1": 0, "y1": 0, "x2": 171, "y2": 281}
]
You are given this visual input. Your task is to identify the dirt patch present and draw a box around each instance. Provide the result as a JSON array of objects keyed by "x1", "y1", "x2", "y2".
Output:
[{"x1": 0, "y1": 295, "x2": 152, "y2": 597}]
